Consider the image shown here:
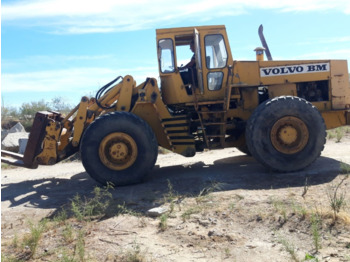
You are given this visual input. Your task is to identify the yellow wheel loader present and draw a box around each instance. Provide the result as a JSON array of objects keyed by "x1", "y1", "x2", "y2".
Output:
[{"x1": 2, "y1": 25, "x2": 350, "y2": 185}]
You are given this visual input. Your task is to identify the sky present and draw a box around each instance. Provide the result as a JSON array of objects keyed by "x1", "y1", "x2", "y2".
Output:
[{"x1": 1, "y1": 0, "x2": 350, "y2": 108}]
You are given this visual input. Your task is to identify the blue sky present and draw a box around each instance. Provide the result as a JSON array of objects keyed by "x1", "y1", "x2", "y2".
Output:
[{"x1": 1, "y1": 0, "x2": 350, "y2": 108}]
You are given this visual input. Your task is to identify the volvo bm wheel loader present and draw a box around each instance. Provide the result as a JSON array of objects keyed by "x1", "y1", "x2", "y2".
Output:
[{"x1": 2, "y1": 25, "x2": 350, "y2": 186}]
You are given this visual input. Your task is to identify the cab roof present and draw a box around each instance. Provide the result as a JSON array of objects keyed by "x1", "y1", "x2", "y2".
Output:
[{"x1": 156, "y1": 25, "x2": 226, "y2": 37}]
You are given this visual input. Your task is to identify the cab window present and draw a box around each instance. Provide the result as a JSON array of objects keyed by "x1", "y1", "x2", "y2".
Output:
[
  {"x1": 205, "y1": 35, "x2": 227, "y2": 69},
  {"x1": 159, "y1": 39, "x2": 175, "y2": 73},
  {"x1": 208, "y1": 72, "x2": 224, "y2": 91}
]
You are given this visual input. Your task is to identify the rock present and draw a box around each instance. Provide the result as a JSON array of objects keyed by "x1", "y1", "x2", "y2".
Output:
[
  {"x1": 208, "y1": 217, "x2": 218, "y2": 224},
  {"x1": 188, "y1": 231, "x2": 195, "y2": 236},
  {"x1": 176, "y1": 225, "x2": 184, "y2": 230},
  {"x1": 199, "y1": 219, "x2": 210, "y2": 227},
  {"x1": 246, "y1": 244, "x2": 257, "y2": 249},
  {"x1": 147, "y1": 206, "x2": 168, "y2": 217},
  {"x1": 208, "y1": 230, "x2": 223, "y2": 237},
  {"x1": 9, "y1": 122, "x2": 26, "y2": 133},
  {"x1": 1, "y1": 132, "x2": 29, "y2": 152},
  {"x1": 1, "y1": 129, "x2": 9, "y2": 141},
  {"x1": 18, "y1": 138, "x2": 28, "y2": 154}
]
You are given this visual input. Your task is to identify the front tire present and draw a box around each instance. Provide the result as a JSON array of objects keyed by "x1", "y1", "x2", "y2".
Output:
[
  {"x1": 80, "y1": 112, "x2": 158, "y2": 186},
  {"x1": 246, "y1": 96, "x2": 326, "y2": 172}
]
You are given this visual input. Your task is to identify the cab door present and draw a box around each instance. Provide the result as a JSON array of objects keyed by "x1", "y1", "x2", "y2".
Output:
[{"x1": 202, "y1": 33, "x2": 229, "y2": 99}]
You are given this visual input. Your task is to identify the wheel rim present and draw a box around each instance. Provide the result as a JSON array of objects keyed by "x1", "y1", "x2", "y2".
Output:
[
  {"x1": 99, "y1": 132, "x2": 138, "y2": 170},
  {"x1": 270, "y1": 116, "x2": 309, "y2": 154}
]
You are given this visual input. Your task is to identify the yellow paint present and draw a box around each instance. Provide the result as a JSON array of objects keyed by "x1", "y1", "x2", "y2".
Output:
[
  {"x1": 72, "y1": 97, "x2": 89, "y2": 147},
  {"x1": 36, "y1": 120, "x2": 61, "y2": 165}
]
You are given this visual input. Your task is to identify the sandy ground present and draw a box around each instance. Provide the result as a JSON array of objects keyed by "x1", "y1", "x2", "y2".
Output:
[{"x1": 1, "y1": 134, "x2": 350, "y2": 261}]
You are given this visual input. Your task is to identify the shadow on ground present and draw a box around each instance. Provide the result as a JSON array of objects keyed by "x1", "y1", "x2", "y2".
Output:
[{"x1": 1, "y1": 155, "x2": 346, "y2": 219}]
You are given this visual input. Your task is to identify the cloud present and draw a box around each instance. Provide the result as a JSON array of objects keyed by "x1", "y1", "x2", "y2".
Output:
[
  {"x1": 2, "y1": 54, "x2": 114, "y2": 70},
  {"x1": 2, "y1": 0, "x2": 242, "y2": 34},
  {"x1": 296, "y1": 36, "x2": 350, "y2": 46},
  {"x1": 3, "y1": 0, "x2": 349, "y2": 34},
  {"x1": 296, "y1": 49, "x2": 350, "y2": 60},
  {"x1": 1, "y1": 66, "x2": 159, "y2": 94}
]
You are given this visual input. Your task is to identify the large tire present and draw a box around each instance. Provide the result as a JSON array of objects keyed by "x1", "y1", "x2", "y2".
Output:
[
  {"x1": 80, "y1": 112, "x2": 158, "y2": 186},
  {"x1": 246, "y1": 96, "x2": 326, "y2": 172}
]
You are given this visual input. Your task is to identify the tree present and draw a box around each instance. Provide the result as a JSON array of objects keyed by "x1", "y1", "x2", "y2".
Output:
[
  {"x1": 2, "y1": 97, "x2": 74, "y2": 131},
  {"x1": 49, "y1": 97, "x2": 73, "y2": 114},
  {"x1": 1, "y1": 98, "x2": 20, "y2": 129},
  {"x1": 1, "y1": 104, "x2": 18, "y2": 120},
  {"x1": 19, "y1": 100, "x2": 50, "y2": 119}
]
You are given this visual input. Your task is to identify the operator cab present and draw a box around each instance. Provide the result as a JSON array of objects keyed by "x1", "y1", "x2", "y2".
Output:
[{"x1": 156, "y1": 25, "x2": 233, "y2": 106}]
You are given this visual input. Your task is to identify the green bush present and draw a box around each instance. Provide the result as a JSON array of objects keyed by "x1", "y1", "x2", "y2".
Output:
[{"x1": 1, "y1": 97, "x2": 73, "y2": 132}]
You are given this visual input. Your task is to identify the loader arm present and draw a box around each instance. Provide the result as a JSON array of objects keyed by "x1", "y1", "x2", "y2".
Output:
[
  {"x1": 1, "y1": 74, "x2": 196, "y2": 169},
  {"x1": 1, "y1": 76, "x2": 131, "y2": 168}
]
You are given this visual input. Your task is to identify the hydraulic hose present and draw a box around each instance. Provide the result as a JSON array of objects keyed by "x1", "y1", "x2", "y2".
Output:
[{"x1": 95, "y1": 76, "x2": 123, "y2": 110}]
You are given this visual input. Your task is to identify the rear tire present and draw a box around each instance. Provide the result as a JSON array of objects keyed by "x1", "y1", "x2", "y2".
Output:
[
  {"x1": 246, "y1": 96, "x2": 326, "y2": 172},
  {"x1": 80, "y1": 112, "x2": 158, "y2": 186}
]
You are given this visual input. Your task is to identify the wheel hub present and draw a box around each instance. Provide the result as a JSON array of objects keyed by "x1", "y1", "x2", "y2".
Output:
[
  {"x1": 109, "y1": 142, "x2": 129, "y2": 160},
  {"x1": 99, "y1": 132, "x2": 138, "y2": 170},
  {"x1": 270, "y1": 116, "x2": 309, "y2": 154}
]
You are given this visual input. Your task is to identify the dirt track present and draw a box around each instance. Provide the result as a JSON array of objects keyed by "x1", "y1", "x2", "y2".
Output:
[{"x1": 1, "y1": 134, "x2": 350, "y2": 261}]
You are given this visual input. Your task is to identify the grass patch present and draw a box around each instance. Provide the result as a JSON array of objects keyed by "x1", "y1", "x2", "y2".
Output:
[
  {"x1": 1, "y1": 163, "x2": 17, "y2": 170},
  {"x1": 163, "y1": 179, "x2": 180, "y2": 214},
  {"x1": 276, "y1": 233, "x2": 299, "y2": 262},
  {"x1": 336, "y1": 128, "x2": 344, "y2": 143},
  {"x1": 70, "y1": 184, "x2": 113, "y2": 221},
  {"x1": 1, "y1": 254, "x2": 22, "y2": 262},
  {"x1": 327, "y1": 126, "x2": 350, "y2": 142},
  {"x1": 181, "y1": 206, "x2": 202, "y2": 221},
  {"x1": 22, "y1": 219, "x2": 48, "y2": 259},
  {"x1": 340, "y1": 162, "x2": 350, "y2": 174},
  {"x1": 304, "y1": 253, "x2": 319, "y2": 261},
  {"x1": 327, "y1": 130, "x2": 336, "y2": 140},
  {"x1": 292, "y1": 202, "x2": 308, "y2": 220},
  {"x1": 158, "y1": 214, "x2": 168, "y2": 231},
  {"x1": 75, "y1": 230, "x2": 86, "y2": 262},
  {"x1": 62, "y1": 224, "x2": 74, "y2": 244},
  {"x1": 121, "y1": 240, "x2": 146, "y2": 262},
  {"x1": 310, "y1": 213, "x2": 322, "y2": 252},
  {"x1": 327, "y1": 174, "x2": 349, "y2": 221},
  {"x1": 272, "y1": 198, "x2": 288, "y2": 222}
]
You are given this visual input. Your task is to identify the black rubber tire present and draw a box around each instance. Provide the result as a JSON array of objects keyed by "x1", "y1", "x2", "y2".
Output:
[
  {"x1": 246, "y1": 96, "x2": 326, "y2": 172},
  {"x1": 80, "y1": 112, "x2": 158, "y2": 186}
]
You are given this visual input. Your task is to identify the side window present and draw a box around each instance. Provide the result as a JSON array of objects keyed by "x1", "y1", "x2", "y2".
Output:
[
  {"x1": 205, "y1": 35, "x2": 227, "y2": 69},
  {"x1": 159, "y1": 39, "x2": 175, "y2": 73},
  {"x1": 208, "y1": 72, "x2": 224, "y2": 91}
]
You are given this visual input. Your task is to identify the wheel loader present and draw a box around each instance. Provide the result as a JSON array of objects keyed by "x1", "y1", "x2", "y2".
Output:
[{"x1": 2, "y1": 25, "x2": 350, "y2": 185}]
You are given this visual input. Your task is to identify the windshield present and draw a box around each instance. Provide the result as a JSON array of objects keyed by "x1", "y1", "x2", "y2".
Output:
[{"x1": 205, "y1": 34, "x2": 227, "y2": 69}]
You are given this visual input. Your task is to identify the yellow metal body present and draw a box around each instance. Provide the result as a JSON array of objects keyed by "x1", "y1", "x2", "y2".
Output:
[
  {"x1": 36, "y1": 120, "x2": 61, "y2": 165},
  {"x1": 156, "y1": 26, "x2": 349, "y2": 129},
  {"x1": 21, "y1": 25, "x2": 350, "y2": 167}
]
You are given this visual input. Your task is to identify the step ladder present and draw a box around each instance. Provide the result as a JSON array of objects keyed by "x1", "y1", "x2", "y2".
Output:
[{"x1": 192, "y1": 66, "x2": 239, "y2": 149}]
